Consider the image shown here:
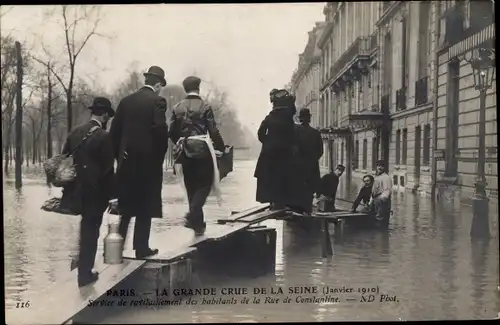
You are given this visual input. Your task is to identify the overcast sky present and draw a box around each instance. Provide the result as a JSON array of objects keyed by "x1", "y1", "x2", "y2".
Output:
[{"x1": 1, "y1": 3, "x2": 325, "y2": 130}]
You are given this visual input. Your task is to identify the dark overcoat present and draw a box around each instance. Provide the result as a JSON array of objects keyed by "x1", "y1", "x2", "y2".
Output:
[
  {"x1": 254, "y1": 106, "x2": 297, "y2": 206},
  {"x1": 60, "y1": 119, "x2": 115, "y2": 216},
  {"x1": 295, "y1": 123, "x2": 323, "y2": 192},
  {"x1": 109, "y1": 87, "x2": 169, "y2": 218}
]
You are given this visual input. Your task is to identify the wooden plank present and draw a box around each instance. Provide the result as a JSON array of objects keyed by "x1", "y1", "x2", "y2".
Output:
[
  {"x1": 6, "y1": 259, "x2": 146, "y2": 325},
  {"x1": 123, "y1": 247, "x2": 197, "y2": 263},
  {"x1": 123, "y1": 223, "x2": 254, "y2": 263},
  {"x1": 228, "y1": 209, "x2": 286, "y2": 224},
  {"x1": 217, "y1": 204, "x2": 270, "y2": 224}
]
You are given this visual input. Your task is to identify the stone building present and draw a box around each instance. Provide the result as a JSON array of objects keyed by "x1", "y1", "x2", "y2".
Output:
[
  {"x1": 312, "y1": 1, "x2": 496, "y2": 200},
  {"x1": 377, "y1": 1, "x2": 438, "y2": 194},
  {"x1": 318, "y1": 2, "x2": 384, "y2": 190},
  {"x1": 433, "y1": 0, "x2": 497, "y2": 200},
  {"x1": 290, "y1": 22, "x2": 326, "y2": 142}
]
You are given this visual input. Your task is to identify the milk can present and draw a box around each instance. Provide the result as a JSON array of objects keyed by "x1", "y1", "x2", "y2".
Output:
[{"x1": 104, "y1": 223, "x2": 124, "y2": 264}]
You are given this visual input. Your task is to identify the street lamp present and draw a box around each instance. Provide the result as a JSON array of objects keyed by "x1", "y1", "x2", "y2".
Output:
[{"x1": 457, "y1": 47, "x2": 496, "y2": 239}]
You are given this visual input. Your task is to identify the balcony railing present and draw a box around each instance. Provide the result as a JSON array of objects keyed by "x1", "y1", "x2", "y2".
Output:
[
  {"x1": 415, "y1": 76, "x2": 429, "y2": 106},
  {"x1": 329, "y1": 37, "x2": 372, "y2": 83},
  {"x1": 396, "y1": 87, "x2": 407, "y2": 111},
  {"x1": 381, "y1": 94, "x2": 390, "y2": 114}
]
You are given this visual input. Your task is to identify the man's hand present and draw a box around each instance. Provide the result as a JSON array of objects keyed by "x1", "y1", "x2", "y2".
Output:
[
  {"x1": 108, "y1": 199, "x2": 119, "y2": 215},
  {"x1": 224, "y1": 146, "x2": 231, "y2": 154}
]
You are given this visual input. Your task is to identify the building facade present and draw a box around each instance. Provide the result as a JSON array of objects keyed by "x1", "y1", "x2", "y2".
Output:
[
  {"x1": 312, "y1": 1, "x2": 496, "y2": 200},
  {"x1": 433, "y1": 0, "x2": 497, "y2": 200},
  {"x1": 290, "y1": 22, "x2": 326, "y2": 129}
]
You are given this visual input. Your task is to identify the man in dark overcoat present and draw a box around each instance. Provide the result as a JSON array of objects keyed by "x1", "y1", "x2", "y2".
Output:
[
  {"x1": 109, "y1": 66, "x2": 169, "y2": 259},
  {"x1": 292, "y1": 108, "x2": 324, "y2": 213},
  {"x1": 61, "y1": 97, "x2": 116, "y2": 287},
  {"x1": 169, "y1": 76, "x2": 226, "y2": 235}
]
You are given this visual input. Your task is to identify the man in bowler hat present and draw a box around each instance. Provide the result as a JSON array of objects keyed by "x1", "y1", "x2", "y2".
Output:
[
  {"x1": 169, "y1": 76, "x2": 226, "y2": 235},
  {"x1": 292, "y1": 108, "x2": 324, "y2": 213},
  {"x1": 110, "y1": 66, "x2": 169, "y2": 258},
  {"x1": 61, "y1": 97, "x2": 116, "y2": 286}
]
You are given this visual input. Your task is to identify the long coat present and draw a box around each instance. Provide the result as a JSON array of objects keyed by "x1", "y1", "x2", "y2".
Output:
[
  {"x1": 254, "y1": 106, "x2": 297, "y2": 206},
  {"x1": 109, "y1": 87, "x2": 169, "y2": 218},
  {"x1": 295, "y1": 123, "x2": 323, "y2": 193},
  {"x1": 60, "y1": 119, "x2": 115, "y2": 216}
]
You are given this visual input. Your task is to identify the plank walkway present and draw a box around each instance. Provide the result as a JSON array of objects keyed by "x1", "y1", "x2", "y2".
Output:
[
  {"x1": 124, "y1": 207, "x2": 283, "y2": 263},
  {"x1": 6, "y1": 259, "x2": 145, "y2": 325},
  {"x1": 6, "y1": 205, "x2": 282, "y2": 325}
]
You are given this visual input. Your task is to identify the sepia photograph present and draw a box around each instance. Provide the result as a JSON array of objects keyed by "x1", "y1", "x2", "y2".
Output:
[{"x1": 2, "y1": 2, "x2": 499, "y2": 323}]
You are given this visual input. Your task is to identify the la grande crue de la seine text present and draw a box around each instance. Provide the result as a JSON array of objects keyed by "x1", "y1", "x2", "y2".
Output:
[{"x1": 107, "y1": 285, "x2": 381, "y2": 297}]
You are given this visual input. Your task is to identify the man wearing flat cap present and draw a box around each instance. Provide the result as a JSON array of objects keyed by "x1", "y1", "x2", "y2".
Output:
[
  {"x1": 369, "y1": 159, "x2": 392, "y2": 226},
  {"x1": 291, "y1": 108, "x2": 323, "y2": 214},
  {"x1": 169, "y1": 75, "x2": 226, "y2": 235},
  {"x1": 110, "y1": 65, "x2": 169, "y2": 259},
  {"x1": 61, "y1": 97, "x2": 116, "y2": 287}
]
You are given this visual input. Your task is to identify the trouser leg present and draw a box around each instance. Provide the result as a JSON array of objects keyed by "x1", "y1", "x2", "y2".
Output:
[
  {"x1": 133, "y1": 216, "x2": 152, "y2": 251},
  {"x1": 189, "y1": 183, "x2": 212, "y2": 227},
  {"x1": 118, "y1": 214, "x2": 132, "y2": 244},
  {"x1": 78, "y1": 212, "x2": 104, "y2": 275}
]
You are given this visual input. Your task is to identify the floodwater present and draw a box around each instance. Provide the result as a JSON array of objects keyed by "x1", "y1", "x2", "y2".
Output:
[{"x1": 3, "y1": 159, "x2": 500, "y2": 322}]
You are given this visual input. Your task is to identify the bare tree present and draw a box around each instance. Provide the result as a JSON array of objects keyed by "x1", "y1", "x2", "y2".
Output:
[
  {"x1": 14, "y1": 41, "x2": 23, "y2": 188},
  {"x1": 42, "y1": 5, "x2": 106, "y2": 132}
]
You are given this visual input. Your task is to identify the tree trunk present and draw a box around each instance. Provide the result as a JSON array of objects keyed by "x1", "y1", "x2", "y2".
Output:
[
  {"x1": 32, "y1": 124, "x2": 36, "y2": 165},
  {"x1": 66, "y1": 67, "x2": 75, "y2": 133},
  {"x1": 47, "y1": 65, "x2": 53, "y2": 158},
  {"x1": 14, "y1": 41, "x2": 23, "y2": 189}
]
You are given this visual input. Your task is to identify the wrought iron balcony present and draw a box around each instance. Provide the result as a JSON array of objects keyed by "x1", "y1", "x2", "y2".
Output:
[
  {"x1": 415, "y1": 76, "x2": 429, "y2": 106},
  {"x1": 329, "y1": 37, "x2": 372, "y2": 84},
  {"x1": 396, "y1": 87, "x2": 407, "y2": 111},
  {"x1": 381, "y1": 94, "x2": 390, "y2": 114}
]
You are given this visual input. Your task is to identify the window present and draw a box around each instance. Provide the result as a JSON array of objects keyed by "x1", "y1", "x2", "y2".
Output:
[
  {"x1": 423, "y1": 124, "x2": 431, "y2": 165},
  {"x1": 372, "y1": 136, "x2": 379, "y2": 169},
  {"x1": 362, "y1": 139, "x2": 368, "y2": 169},
  {"x1": 418, "y1": 1, "x2": 431, "y2": 80},
  {"x1": 395, "y1": 129, "x2": 401, "y2": 164},
  {"x1": 384, "y1": 33, "x2": 392, "y2": 95},
  {"x1": 354, "y1": 140, "x2": 360, "y2": 170},
  {"x1": 402, "y1": 128, "x2": 408, "y2": 165},
  {"x1": 401, "y1": 16, "x2": 408, "y2": 89},
  {"x1": 340, "y1": 141, "x2": 345, "y2": 165},
  {"x1": 445, "y1": 60, "x2": 460, "y2": 176}
]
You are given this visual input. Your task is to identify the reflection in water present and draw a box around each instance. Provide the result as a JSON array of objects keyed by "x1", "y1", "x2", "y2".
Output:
[
  {"x1": 3, "y1": 160, "x2": 500, "y2": 322},
  {"x1": 470, "y1": 239, "x2": 490, "y2": 320}
]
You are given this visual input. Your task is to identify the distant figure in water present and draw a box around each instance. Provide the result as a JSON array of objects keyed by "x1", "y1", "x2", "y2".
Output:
[
  {"x1": 316, "y1": 164, "x2": 345, "y2": 212},
  {"x1": 254, "y1": 89, "x2": 298, "y2": 210},
  {"x1": 370, "y1": 160, "x2": 392, "y2": 225},
  {"x1": 290, "y1": 108, "x2": 323, "y2": 214},
  {"x1": 351, "y1": 175, "x2": 374, "y2": 212}
]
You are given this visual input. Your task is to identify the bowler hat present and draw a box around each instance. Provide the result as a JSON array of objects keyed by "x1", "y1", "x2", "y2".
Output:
[
  {"x1": 299, "y1": 108, "x2": 311, "y2": 118},
  {"x1": 143, "y1": 66, "x2": 167, "y2": 87},
  {"x1": 182, "y1": 76, "x2": 201, "y2": 92},
  {"x1": 88, "y1": 97, "x2": 115, "y2": 118}
]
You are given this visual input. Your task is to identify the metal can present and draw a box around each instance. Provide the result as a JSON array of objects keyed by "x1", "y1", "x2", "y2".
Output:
[{"x1": 104, "y1": 223, "x2": 124, "y2": 264}]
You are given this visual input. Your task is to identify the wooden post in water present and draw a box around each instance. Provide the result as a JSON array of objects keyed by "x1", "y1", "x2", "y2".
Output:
[{"x1": 14, "y1": 41, "x2": 23, "y2": 189}]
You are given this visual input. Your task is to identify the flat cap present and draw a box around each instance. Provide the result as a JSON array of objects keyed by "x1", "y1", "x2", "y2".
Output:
[{"x1": 182, "y1": 76, "x2": 201, "y2": 92}]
